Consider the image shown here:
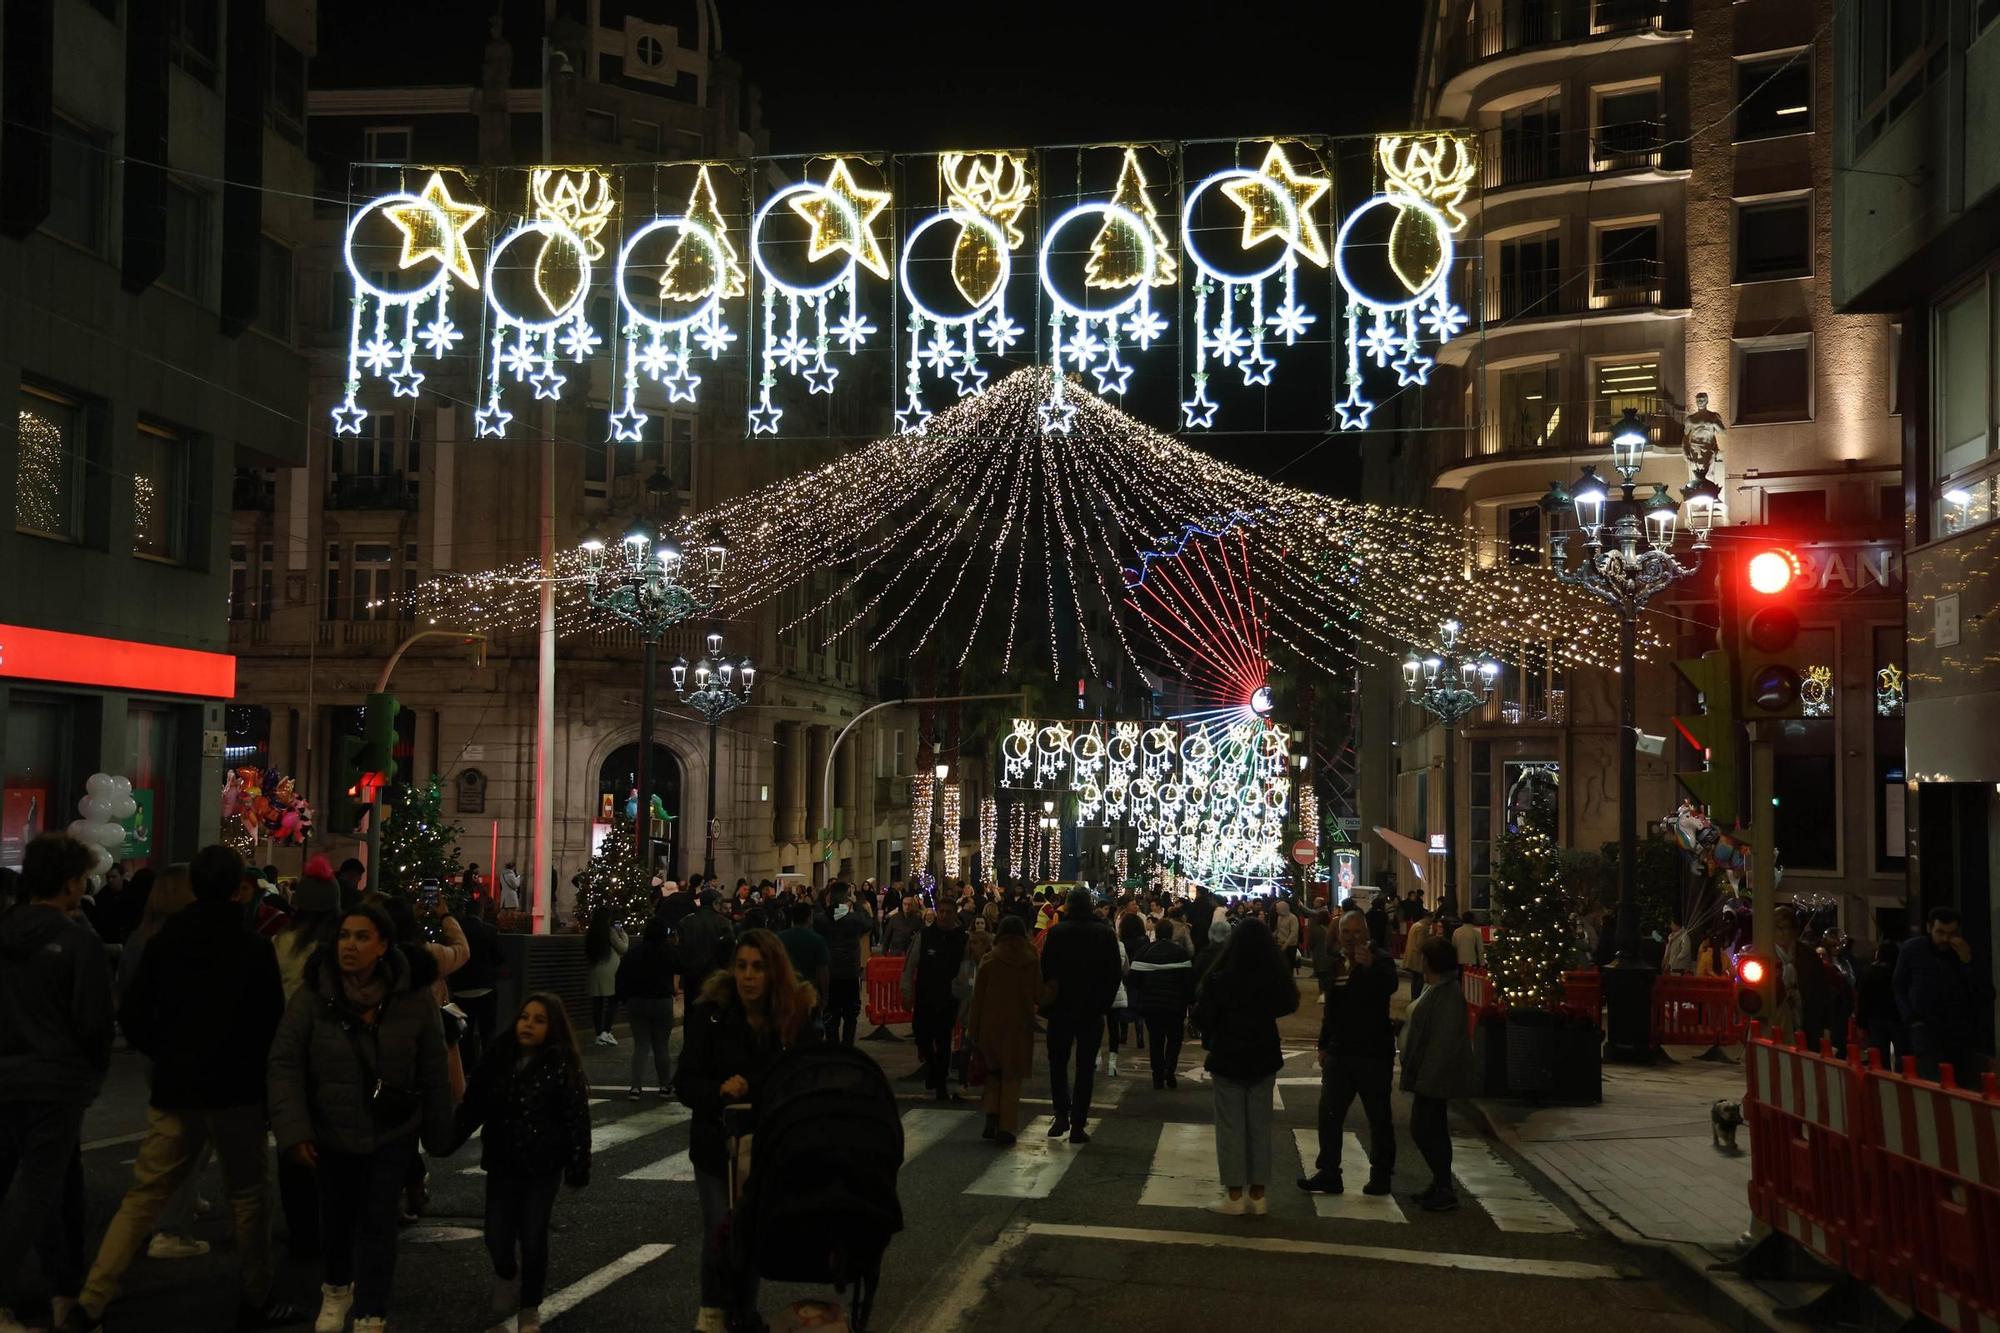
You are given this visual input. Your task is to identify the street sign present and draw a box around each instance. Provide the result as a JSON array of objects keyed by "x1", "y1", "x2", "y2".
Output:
[
  {"x1": 1336, "y1": 816, "x2": 1361, "y2": 833},
  {"x1": 1291, "y1": 837, "x2": 1317, "y2": 866}
]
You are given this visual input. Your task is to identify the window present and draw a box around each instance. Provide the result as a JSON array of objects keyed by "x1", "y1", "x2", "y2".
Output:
[
  {"x1": 324, "y1": 543, "x2": 342, "y2": 620},
  {"x1": 161, "y1": 181, "x2": 211, "y2": 301},
  {"x1": 1593, "y1": 85, "x2": 1661, "y2": 169},
  {"x1": 1736, "y1": 53, "x2": 1812, "y2": 140},
  {"x1": 1593, "y1": 358, "x2": 1658, "y2": 437},
  {"x1": 1856, "y1": 0, "x2": 1946, "y2": 150},
  {"x1": 132, "y1": 423, "x2": 186, "y2": 562},
  {"x1": 1773, "y1": 627, "x2": 1838, "y2": 872},
  {"x1": 363, "y1": 128, "x2": 411, "y2": 194},
  {"x1": 1735, "y1": 197, "x2": 1811, "y2": 281},
  {"x1": 583, "y1": 109, "x2": 618, "y2": 144},
  {"x1": 269, "y1": 36, "x2": 307, "y2": 143},
  {"x1": 1765, "y1": 489, "x2": 1827, "y2": 526},
  {"x1": 259, "y1": 541, "x2": 275, "y2": 621},
  {"x1": 624, "y1": 119, "x2": 661, "y2": 155},
  {"x1": 16, "y1": 385, "x2": 85, "y2": 541},
  {"x1": 169, "y1": 0, "x2": 219, "y2": 84},
  {"x1": 230, "y1": 542, "x2": 249, "y2": 619},
  {"x1": 1496, "y1": 95, "x2": 1563, "y2": 186},
  {"x1": 403, "y1": 542, "x2": 420, "y2": 606},
  {"x1": 256, "y1": 238, "x2": 294, "y2": 341},
  {"x1": 1496, "y1": 231, "x2": 1561, "y2": 319},
  {"x1": 352, "y1": 543, "x2": 396, "y2": 621},
  {"x1": 1492, "y1": 362, "x2": 1562, "y2": 452},
  {"x1": 1935, "y1": 279, "x2": 1992, "y2": 478},
  {"x1": 1737, "y1": 341, "x2": 1812, "y2": 422},
  {"x1": 4, "y1": 695, "x2": 76, "y2": 869},
  {"x1": 1593, "y1": 222, "x2": 1659, "y2": 306},
  {"x1": 1506, "y1": 505, "x2": 1542, "y2": 566},
  {"x1": 46, "y1": 117, "x2": 108, "y2": 253}
]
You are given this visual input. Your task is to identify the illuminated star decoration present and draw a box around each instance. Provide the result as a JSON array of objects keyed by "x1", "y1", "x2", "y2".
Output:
[
  {"x1": 789, "y1": 158, "x2": 893, "y2": 280},
  {"x1": 382, "y1": 172, "x2": 487, "y2": 290},
  {"x1": 1181, "y1": 142, "x2": 1330, "y2": 430},
  {"x1": 607, "y1": 406, "x2": 649, "y2": 443},
  {"x1": 388, "y1": 366, "x2": 426, "y2": 398},
  {"x1": 329, "y1": 396, "x2": 369, "y2": 437},
  {"x1": 474, "y1": 403, "x2": 513, "y2": 438}
]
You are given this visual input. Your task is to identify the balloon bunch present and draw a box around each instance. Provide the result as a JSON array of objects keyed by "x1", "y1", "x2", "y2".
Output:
[
  {"x1": 68, "y1": 772, "x2": 136, "y2": 883},
  {"x1": 221, "y1": 767, "x2": 315, "y2": 849}
]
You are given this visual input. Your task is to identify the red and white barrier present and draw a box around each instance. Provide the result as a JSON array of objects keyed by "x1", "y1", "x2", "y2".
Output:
[
  {"x1": 863, "y1": 954, "x2": 912, "y2": 1028},
  {"x1": 1743, "y1": 1028, "x2": 1867, "y2": 1271}
]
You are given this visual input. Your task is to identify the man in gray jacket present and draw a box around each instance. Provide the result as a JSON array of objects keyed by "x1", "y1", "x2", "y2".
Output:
[
  {"x1": 0, "y1": 835, "x2": 111, "y2": 1333},
  {"x1": 1399, "y1": 936, "x2": 1475, "y2": 1212}
]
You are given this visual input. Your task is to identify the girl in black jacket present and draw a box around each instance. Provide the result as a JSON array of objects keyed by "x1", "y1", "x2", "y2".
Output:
[
  {"x1": 1193, "y1": 917, "x2": 1299, "y2": 1216},
  {"x1": 454, "y1": 993, "x2": 591, "y2": 1333}
]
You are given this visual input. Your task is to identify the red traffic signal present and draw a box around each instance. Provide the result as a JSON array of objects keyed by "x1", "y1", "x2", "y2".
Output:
[
  {"x1": 1737, "y1": 545, "x2": 1806, "y2": 718},
  {"x1": 1745, "y1": 547, "x2": 1800, "y2": 596},
  {"x1": 1736, "y1": 951, "x2": 1777, "y2": 1018}
]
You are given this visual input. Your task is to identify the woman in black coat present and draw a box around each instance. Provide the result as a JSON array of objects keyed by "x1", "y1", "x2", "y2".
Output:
[{"x1": 1192, "y1": 917, "x2": 1299, "y2": 1217}]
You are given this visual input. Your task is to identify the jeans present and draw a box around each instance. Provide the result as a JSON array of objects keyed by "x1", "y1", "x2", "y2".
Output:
[
  {"x1": 1211, "y1": 1073, "x2": 1276, "y2": 1190},
  {"x1": 484, "y1": 1170, "x2": 560, "y2": 1306},
  {"x1": 0, "y1": 1101, "x2": 85, "y2": 1310},
  {"x1": 913, "y1": 1000, "x2": 957, "y2": 1091},
  {"x1": 1143, "y1": 1009, "x2": 1184, "y2": 1085},
  {"x1": 628, "y1": 996, "x2": 675, "y2": 1092},
  {"x1": 694, "y1": 1167, "x2": 758, "y2": 1314},
  {"x1": 826, "y1": 977, "x2": 862, "y2": 1046},
  {"x1": 1409, "y1": 1094, "x2": 1453, "y2": 1195},
  {"x1": 1045, "y1": 1013, "x2": 1104, "y2": 1127},
  {"x1": 592, "y1": 995, "x2": 618, "y2": 1036},
  {"x1": 317, "y1": 1138, "x2": 416, "y2": 1319},
  {"x1": 276, "y1": 1148, "x2": 320, "y2": 1261},
  {"x1": 80, "y1": 1104, "x2": 275, "y2": 1315},
  {"x1": 1317, "y1": 1054, "x2": 1395, "y2": 1180}
]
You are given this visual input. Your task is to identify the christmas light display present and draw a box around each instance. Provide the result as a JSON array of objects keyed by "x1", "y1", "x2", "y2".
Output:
[
  {"x1": 1124, "y1": 517, "x2": 1272, "y2": 721},
  {"x1": 1876, "y1": 664, "x2": 1904, "y2": 717},
  {"x1": 1007, "y1": 800, "x2": 1027, "y2": 884},
  {"x1": 573, "y1": 815, "x2": 655, "y2": 929},
  {"x1": 909, "y1": 771, "x2": 934, "y2": 877},
  {"x1": 979, "y1": 796, "x2": 997, "y2": 885},
  {"x1": 940, "y1": 780, "x2": 963, "y2": 878},
  {"x1": 1485, "y1": 796, "x2": 1573, "y2": 1009},
  {"x1": 472, "y1": 169, "x2": 607, "y2": 437},
  {"x1": 610, "y1": 171, "x2": 738, "y2": 441},
  {"x1": 14, "y1": 404, "x2": 65, "y2": 535},
  {"x1": 896, "y1": 207, "x2": 1013, "y2": 433},
  {"x1": 376, "y1": 775, "x2": 465, "y2": 899}
]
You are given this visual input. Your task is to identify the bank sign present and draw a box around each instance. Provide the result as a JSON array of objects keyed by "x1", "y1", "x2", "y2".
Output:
[
  {"x1": 334, "y1": 135, "x2": 1475, "y2": 442},
  {"x1": 1793, "y1": 542, "x2": 1903, "y2": 598}
]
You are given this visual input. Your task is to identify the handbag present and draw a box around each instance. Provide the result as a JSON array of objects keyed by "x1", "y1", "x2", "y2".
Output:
[{"x1": 342, "y1": 1018, "x2": 422, "y2": 1127}]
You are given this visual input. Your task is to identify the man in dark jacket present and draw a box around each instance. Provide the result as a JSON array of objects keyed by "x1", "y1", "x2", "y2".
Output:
[
  {"x1": 902, "y1": 903, "x2": 969, "y2": 1098},
  {"x1": 451, "y1": 902, "x2": 505, "y2": 1060},
  {"x1": 71, "y1": 844, "x2": 295, "y2": 1331},
  {"x1": 814, "y1": 883, "x2": 873, "y2": 1046},
  {"x1": 1039, "y1": 888, "x2": 1122, "y2": 1143},
  {"x1": 0, "y1": 835, "x2": 111, "y2": 1331},
  {"x1": 1299, "y1": 910, "x2": 1398, "y2": 1196},
  {"x1": 674, "y1": 888, "x2": 736, "y2": 1000},
  {"x1": 1895, "y1": 907, "x2": 1994, "y2": 1080},
  {"x1": 1126, "y1": 917, "x2": 1194, "y2": 1089}
]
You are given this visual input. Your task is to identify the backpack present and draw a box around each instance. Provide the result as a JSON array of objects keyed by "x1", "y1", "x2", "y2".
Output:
[{"x1": 729, "y1": 1043, "x2": 903, "y2": 1329}]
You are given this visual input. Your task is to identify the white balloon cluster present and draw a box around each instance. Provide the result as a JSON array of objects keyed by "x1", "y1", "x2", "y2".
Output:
[{"x1": 68, "y1": 772, "x2": 136, "y2": 884}]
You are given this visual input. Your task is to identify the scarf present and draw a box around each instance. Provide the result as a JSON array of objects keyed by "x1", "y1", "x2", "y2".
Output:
[{"x1": 339, "y1": 965, "x2": 391, "y2": 1015}]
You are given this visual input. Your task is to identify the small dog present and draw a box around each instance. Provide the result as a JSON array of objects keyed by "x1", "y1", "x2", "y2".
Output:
[{"x1": 1712, "y1": 1098, "x2": 1745, "y2": 1152}]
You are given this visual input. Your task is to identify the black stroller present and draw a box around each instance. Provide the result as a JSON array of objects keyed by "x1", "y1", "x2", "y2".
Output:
[{"x1": 722, "y1": 1043, "x2": 905, "y2": 1331}]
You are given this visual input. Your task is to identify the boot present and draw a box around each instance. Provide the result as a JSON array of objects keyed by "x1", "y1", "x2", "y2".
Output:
[
  {"x1": 314, "y1": 1284, "x2": 354, "y2": 1333},
  {"x1": 981, "y1": 1113, "x2": 999, "y2": 1140},
  {"x1": 491, "y1": 1273, "x2": 520, "y2": 1318},
  {"x1": 694, "y1": 1307, "x2": 726, "y2": 1333}
]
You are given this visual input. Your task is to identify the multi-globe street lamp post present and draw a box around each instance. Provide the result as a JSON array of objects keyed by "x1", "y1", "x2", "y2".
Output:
[
  {"x1": 1540, "y1": 406, "x2": 1723, "y2": 1062},
  {"x1": 1403, "y1": 621, "x2": 1497, "y2": 916},
  {"x1": 579, "y1": 468, "x2": 726, "y2": 873},
  {"x1": 673, "y1": 629, "x2": 754, "y2": 880}
]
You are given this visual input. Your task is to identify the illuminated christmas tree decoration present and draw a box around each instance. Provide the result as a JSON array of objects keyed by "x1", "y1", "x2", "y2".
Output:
[
  {"x1": 910, "y1": 772, "x2": 934, "y2": 877},
  {"x1": 472, "y1": 217, "x2": 597, "y2": 436},
  {"x1": 1039, "y1": 201, "x2": 1163, "y2": 427},
  {"x1": 612, "y1": 213, "x2": 733, "y2": 433},
  {"x1": 979, "y1": 796, "x2": 998, "y2": 883},
  {"x1": 1332, "y1": 192, "x2": 1458, "y2": 433},
  {"x1": 659, "y1": 165, "x2": 747, "y2": 301},
  {"x1": 1086, "y1": 149, "x2": 1176, "y2": 291}
]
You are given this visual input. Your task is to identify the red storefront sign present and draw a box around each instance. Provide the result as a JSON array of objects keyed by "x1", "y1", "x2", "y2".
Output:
[{"x1": 0, "y1": 623, "x2": 236, "y2": 698}]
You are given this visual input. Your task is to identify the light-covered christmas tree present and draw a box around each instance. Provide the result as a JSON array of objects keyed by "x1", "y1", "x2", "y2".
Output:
[
  {"x1": 572, "y1": 816, "x2": 654, "y2": 932},
  {"x1": 1486, "y1": 794, "x2": 1574, "y2": 1009},
  {"x1": 377, "y1": 775, "x2": 464, "y2": 901}
]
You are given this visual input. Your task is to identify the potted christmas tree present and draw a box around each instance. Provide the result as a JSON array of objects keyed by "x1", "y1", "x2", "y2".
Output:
[
  {"x1": 571, "y1": 816, "x2": 654, "y2": 932},
  {"x1": 1486, "y1": 794, "x2": 1596, "y2": 1098}
]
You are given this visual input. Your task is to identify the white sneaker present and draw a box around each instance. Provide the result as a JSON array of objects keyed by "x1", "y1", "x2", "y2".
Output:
[
  {"x1": 147, "y1": 1232, "x2": 211, "y2": 1259},
  {"x1": 1107, "y1": 1052, "x2": 1119, "y2": 1078},
  {"x1": 352, "y1": 1319, "x2": 386, "y2": 1333},
  {"x1": 1245, "y1": 1194, "x2": 1269, "y2": 1216},
  {"x1": 314, "y1": 1282, "x2": 355, "y2": 1333},
  {"x1": 1205, "y1": 1194, "x2": 1247, "y2": 1216},
  {"x1": 695, "y1": 1307, "x2": 727, "y2": 1333}
]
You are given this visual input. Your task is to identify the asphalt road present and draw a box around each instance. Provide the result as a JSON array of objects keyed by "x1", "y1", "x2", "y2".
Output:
[{"x1": 60, "y1": 994, "x2": 1728, "y2": 1333}]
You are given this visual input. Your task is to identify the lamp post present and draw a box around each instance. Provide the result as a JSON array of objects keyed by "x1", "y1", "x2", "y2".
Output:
[
  {"x1": 579, "y1": 471, "x2": 724, "y2": 874},
  {"x1": 672, "y1": 627, "x2": 753, "y2": 880},
  {"x1": 1402, "y1": 619, "x2": 1497, "y2": 915},
  {"x1": 1539, "y1": 405, "x2": 1718, "y2": 1063}
]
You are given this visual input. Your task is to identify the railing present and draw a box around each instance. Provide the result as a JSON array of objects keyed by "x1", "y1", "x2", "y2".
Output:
[
  {"x1": 1450, "y1": 0, "x2": 1665, "y2": 75},
  {"x1": 226, "y1": 619, "x2": 271, "y2": 646},
  {"x1": 1473, "y1": 393, "x2": 1673, "y2": 458},
  {"x1": 327, "y1": 474, "x2": 419, "y2": 510},
  {"x1": 1489, "y1": 131, "x2": 1570, "y2": 188},
  {"x1": 864, "y1": 954, "x2": 912, "y2": 1027},
  {"x1": 1492, "y1": 271, "x2": 1577, "y2": 321},
  {"x1": 1592, "y1": 119, "x2": 1665, "y2": 171},
  {"x1": 1590, "y1": 256, "x2": 1664, "y2": 309}
]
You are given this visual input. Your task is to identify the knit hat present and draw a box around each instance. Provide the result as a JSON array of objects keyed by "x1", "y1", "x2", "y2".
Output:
[
  {"x1": 294, "y1": 855, "x2": 339, "y2": 913},
  {"x1": 1208, "y1": 919, "x2": 1234, "y2": 948}
]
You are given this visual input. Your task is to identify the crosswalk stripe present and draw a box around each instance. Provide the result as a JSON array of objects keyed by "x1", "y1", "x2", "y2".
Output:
[
  {"x1": 1449, "y1": 1136, "x2": 1573, "y2": 1233},
  {"x1": 496, "y1": 1242, "x2": 674, "y2": 1329},
  {"x1": 468, "y1": 1104, "x2": 689, "y2": 1176},
  {"x1": 1138, "y1": 1122, "x2": 1216, "y2": 1209},
  {"x1": 1290, "y1": 1129, "x2": 1407, "y2": 1223},
  {"x1": 621, "y1": 1149, "x2": 696, "y2": 1182},
  {"x1": 963, "y1": 1116, "x2": 1085, "y2": 1199},
  {"x1": 898, "y1": 1107, "x2": 965, "y2": 1165}
]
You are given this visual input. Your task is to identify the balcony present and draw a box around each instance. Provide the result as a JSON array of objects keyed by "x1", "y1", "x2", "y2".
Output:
[
  {"x1": 327, "y1": 474, "x2": 419, "y2": 511},
  {"x1": 1492, "y1": 271, "x2": 1580, "y2": 321},
  {"x1": 1451, "y1": 0, "x2": 1666, "y2": 75},
  {"x1": 232, "y1": 472, "x2": 275, "y2": 511},
  {"x1": 1472, "y1": 393, "x2": 1673, "y2": 459},
  {"x1": 227, "y1": 619, "x2": 272, "y2": 646},
  {"x1": 1488, "y1": 131, "x2": 1571, "y2": 189},
  {"x1": 1590, "y1": 256, "x2": 1665, "y2": 309},
  {"x1": 1590, "y1": 119, "x2": 1683, "y2": 173}
]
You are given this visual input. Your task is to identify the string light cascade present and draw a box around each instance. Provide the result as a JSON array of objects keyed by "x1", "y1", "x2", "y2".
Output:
[
  {"x1": 979, "y1": 796, "x2": 997, "y2": 886},
  {"x1": 940, "y1": 780, "x2": 963, "y2": 879},
  {"x1": 909, "y1": 771, "x2": 934, "y2": 878}
]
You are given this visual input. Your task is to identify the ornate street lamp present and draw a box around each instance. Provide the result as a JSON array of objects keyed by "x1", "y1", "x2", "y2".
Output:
[
  {"x1": 1404, "y1": 619, "x2": 1497, "y2": 914},
  {"x1": 674, "y1": 624, "x2": 753, "y2": 879},
  {"x1": 578, "y1": 470, "x2": 722, "y2": 870}
]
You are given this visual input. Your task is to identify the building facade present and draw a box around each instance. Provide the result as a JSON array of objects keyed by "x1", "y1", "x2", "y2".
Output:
[
  {"x1": 1377, "y1": 0, "x2": 1904, "y2": 928},
  {"x1": 226, "y1": 1, "x2": 916, "y2": 911},
  {"x1": 1831, "y1": 0, "x2": 2000, "y2": 1022},
  {"x1": 2, "y1": 0, "x2": 314, "y2": 871}
]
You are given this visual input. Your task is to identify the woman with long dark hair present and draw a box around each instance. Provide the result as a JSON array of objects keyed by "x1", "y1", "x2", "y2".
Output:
[
  {"x1": 675, "y1": 929, "x2": 816, "y2": 1333},
  {"x1": 583, "y1": 909, "x2": 628, "y2": 1047},
  {"x1": 1192, "y1": 915, "x2": 1299, "y2": 1216}
]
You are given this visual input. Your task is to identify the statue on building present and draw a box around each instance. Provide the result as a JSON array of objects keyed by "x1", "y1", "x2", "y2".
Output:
[{"x1": 1683, "y1": 391, "x2": 1725, "y2": 484}]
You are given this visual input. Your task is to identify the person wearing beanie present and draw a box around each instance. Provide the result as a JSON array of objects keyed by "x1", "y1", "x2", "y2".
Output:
[{"x1": 1037, "y1": 888, "x2": 1121, "y2": 1144}]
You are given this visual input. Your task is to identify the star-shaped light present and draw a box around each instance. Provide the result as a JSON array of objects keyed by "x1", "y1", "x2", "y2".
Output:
[
  {"x1": 1122, "y1": 306, "x2": 1168, "y2": 349},
  {"x1": 636, "y1": 339, "x2": 676, "y2": 379},
  {"x1": 388, "y1": 366, "x2": 426, "y2": 398},
  {"x1": 1392, "y1": 348, "x2": 1434, "y2": 386},
  {"x1": 1335, "y1": 384, "x2": 1374, "y2": 431},
  {"x1": 1037, "y1": 399, "x2": 1078, "y2": 435},
  {"x1": 1181, "y1": 376, "x2": 1219, "y2": 429},
  {"x1": 951, "y1": 360, "x2": 990, "y2": 396},
  {"x1": 788, "y1": 159, "x2": 893, "y2": 280},
  {"x1": 1358, "y1": 313, "x2": 1400, "y2": 367},
  {"x1": 607, "y1": 407, "x2": 649, "y2": 442},
  {"x1": 895, "y1": 397, "x2": 933, "y2": 436},
  {"x1": 979, "y1": 313, "x2": 1023, "y2": 354},
  {"x1": 1419, "y1": 295, "x2": 1469, "y2": 343},
  {"x1": 529, "y1": 362, "x2": 568, "y2": 400},
  {"x1": 1092, "y1": 356, "x2": 1135, "y2": 396},
  {"x1": 382, "y1": 171, "x2": 488, "y2": 289},
  {"x1": 558, "y1": 321, "x2": 602, "y2": 363},
  {"x1": 747, "y1": 399, "x2": 783, "y2": 435},
  {"x1": 693, "y1": 314, "x2": 738, "y2": 358},
  {"x1": 1067, "y1": 327, "x2": 1105, "y2": 367},
  {"x1": 802, "y1": 356, "x2": 840, "y2": 395},
  {"x1": 418, "y1": 316, "x2": 463, "y2": 357},
  {"x1": 920, "y1": 331, "x2": 962, "y2": 373},
  {"x1": 330, "y1": 398, "x2": 369, "y2": 437},
  {"x1": 661, "y1": 362, "x2": 702, "y2": 403},
  {"x1": 773, "y1": 333, "x2": 813, "y2": 373},
  {"x1": 1238, "y1": 349, "x2": 1276, "y2": 387},
  {"x1": 1202, "y1": 324, "x2": 1249, "y2": 366},
  {"x1": 475, "y1": 404, "x2": 513, "y2": 438},
  {"x1": 833, "y1": 312, "x2": 878, "y2": 352},
  {"x1": 501, "y1": 341, "x2": 541, "y2": 381},
  {"x1": 1267, "y1": 299, "x2": 1316, "y2": 343},
  {"x1": 1221, "y1": 143, "x2": 1331, "y2": 268},
  {"x1": 359, "y1": 336, "x2": 398, "y2": 375}
]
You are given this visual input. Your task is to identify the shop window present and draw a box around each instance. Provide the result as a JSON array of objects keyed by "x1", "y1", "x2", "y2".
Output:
[{"x1": 2, "y1": 695, "x2": 74, "y2": 870}]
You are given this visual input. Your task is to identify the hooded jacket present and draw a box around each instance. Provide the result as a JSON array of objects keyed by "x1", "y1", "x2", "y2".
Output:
[
  {"x1": 266, "y1": 946, "x2": 455, "y2": 1156},
  {"x1": 119, "y1": 899, "x2": 284, "y2": 1110},
  {"x1": 0, "y1": 903, "x2": 113, "y2": 1105}
]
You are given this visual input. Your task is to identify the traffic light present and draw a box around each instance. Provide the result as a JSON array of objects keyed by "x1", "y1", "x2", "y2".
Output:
[
  {"x1": 1671, "y1": 650, "x2": 1741, "y2": 825},
  {"x1": 353, "y1": 692, "x2": 402, "y2": 799},
  {"x1": 1738, "y1": 545, "x2": 1806, "y2": 719},
  {"x1": 1736, "y1": 950, "x2": 1779, "y2": 1023},
  {"x1": 331, "y1": 731, "x2": 370, "y2": 834}
]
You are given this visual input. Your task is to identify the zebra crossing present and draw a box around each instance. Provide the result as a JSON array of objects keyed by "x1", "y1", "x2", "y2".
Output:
[{"x1": 543, "y1": 1084, "x2": 1576, "y2": 1236}]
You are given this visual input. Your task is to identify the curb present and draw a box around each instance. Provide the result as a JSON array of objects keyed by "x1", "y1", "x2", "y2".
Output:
[{"x1": 1466, "y1": 1098, "x2": 1822, "y2": 1333}]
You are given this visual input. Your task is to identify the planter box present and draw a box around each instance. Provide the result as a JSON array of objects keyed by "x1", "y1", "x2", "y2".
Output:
[
  {"x1": 1502, "y1": 1008, "x2": 1603, "y2": 1103},
  {"x1": 1473, "y1": 1011, "x2": 1511, "y2": 1096},
  {"x1": 1550, "y1": 1018, "x2": 1603, "y2": 1104}
]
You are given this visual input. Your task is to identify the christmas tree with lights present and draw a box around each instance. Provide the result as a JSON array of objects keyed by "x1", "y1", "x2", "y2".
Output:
[
  {"x1": 378, "y1": 775, "x2": 464, "y2": 901},
  {"x1": 1486, "y1": 794, "x2": 1574, "y2": 1009},
  {"x1": 572, "y1": 816, "x2": 654, "y2": 931}
]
